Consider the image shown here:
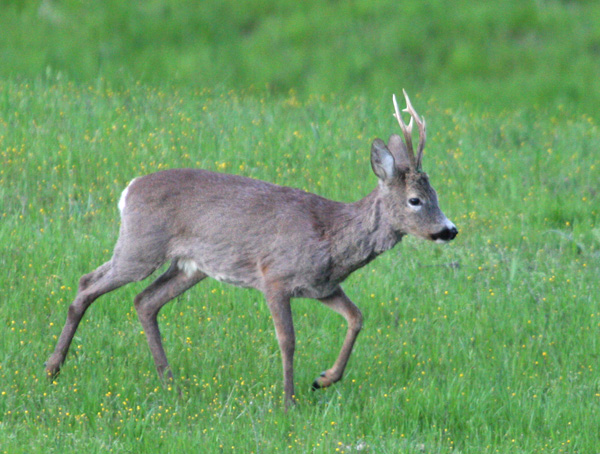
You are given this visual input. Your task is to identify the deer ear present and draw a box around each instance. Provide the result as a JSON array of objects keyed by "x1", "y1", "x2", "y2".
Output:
[
  {"x1": 370, "y1": 139, "x2": 396, "y2": 181},
  {"x1": 387, "y1": 134, "x2": 411, "y2": 172}
]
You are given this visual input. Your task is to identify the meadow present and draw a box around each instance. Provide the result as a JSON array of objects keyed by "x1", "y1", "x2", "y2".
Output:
[
  {"x1": 2, "y1": 0, "x2": 600, "y2": 113},
  {"x1": 0, "y1": 80, "x2": 598, "y2": 453},
  {"x1": 1, "y1": 0, "x2": 600, "y2": 453}
]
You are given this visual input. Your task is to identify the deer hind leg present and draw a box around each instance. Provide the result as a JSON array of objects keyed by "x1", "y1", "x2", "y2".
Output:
[
  {"x1": 312, "y1": 287, "x2": 363, "y2": 390},
  {"x1": 45, "y1": 259, "x2": 148, "y2": 378},
  {"x1": 134, "y1": 260, "x2": 207, "y2": 382},
  {"x1": 77, "y1": 261, "x2": 112, "y2": 292}
]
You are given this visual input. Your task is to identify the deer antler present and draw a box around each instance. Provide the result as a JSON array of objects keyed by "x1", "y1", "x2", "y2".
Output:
[{"x1": 393, "y1": 90, "x2": 426, "y2": 171}]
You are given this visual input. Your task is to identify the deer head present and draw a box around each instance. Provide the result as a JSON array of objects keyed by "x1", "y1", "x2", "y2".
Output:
[{"x1": 370, "y1": 90, "x2": 457, "y2": 243}]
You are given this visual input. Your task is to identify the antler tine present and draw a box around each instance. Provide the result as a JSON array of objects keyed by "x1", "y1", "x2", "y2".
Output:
[
  {"x1": 402, "y1": 89, "x2": 426, "y2": 170},
  {"x1": 392, "y1": 93, "x2": 416, "y2": 168}
]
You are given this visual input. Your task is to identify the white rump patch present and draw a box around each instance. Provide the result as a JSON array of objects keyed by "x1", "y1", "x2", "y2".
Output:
[
  {"x1": 178, "y1": 258, "x2": 200, "y2": 277},
  {"x1": 118, "y1": 177, "x2": 138, "y2": 214}
]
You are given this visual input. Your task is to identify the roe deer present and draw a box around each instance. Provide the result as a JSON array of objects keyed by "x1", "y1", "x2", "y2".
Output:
[{"x1": 46, "y1": 91, "x2": 457, "y2": 407}]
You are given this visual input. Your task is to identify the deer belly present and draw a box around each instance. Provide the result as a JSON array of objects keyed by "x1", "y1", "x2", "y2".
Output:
[{"x1": 177, "y1": 258, "x2": 257, "y2": 288}]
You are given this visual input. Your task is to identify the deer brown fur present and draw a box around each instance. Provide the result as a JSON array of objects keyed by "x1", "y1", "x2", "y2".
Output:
[{"x1": 46, "y1": 91, "x2": 457, "y2": 407}]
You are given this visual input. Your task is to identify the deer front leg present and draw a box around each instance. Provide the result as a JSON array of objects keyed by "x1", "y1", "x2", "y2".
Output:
[
  {"x1": 265, "y1": 291, "x2": 296, "y2": 409},
  {"x1": 312, "y1": 287, "x2": 363, "y2": 390}
]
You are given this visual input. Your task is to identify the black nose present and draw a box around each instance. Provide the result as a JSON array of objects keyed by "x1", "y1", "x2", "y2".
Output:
[{"x1": 432, "y1": 226, "x2": 458, "y2": 242}]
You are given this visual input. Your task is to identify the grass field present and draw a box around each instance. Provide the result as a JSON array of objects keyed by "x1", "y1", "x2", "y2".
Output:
[
  {"x1": 1, "y1": 0, "x2": 600, "y2": 452},
  {"x1": 0, "y1": 80, "x2": 598, "y2": 453},
  {"x1": 3, "y1": 0, "x2": 600, "y2": 113}
]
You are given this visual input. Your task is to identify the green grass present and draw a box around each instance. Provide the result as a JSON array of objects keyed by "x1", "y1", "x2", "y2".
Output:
[
  {"x1": 1, "y1": 80, "x2": 599, "y2": 453},
  {"x1": 2, "y1": 0, "x2": 600, "y2": 113},
  {"x1": 2, "y1": 2, "x2": 599, "y2": 452}
]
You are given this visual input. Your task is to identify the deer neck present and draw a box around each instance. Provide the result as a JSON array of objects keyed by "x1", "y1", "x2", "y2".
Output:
[{"x1": 328, "y1": 187, "x2": 401, "y2": 280}]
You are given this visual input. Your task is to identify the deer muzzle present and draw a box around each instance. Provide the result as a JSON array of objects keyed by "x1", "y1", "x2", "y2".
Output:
[{"x1": 430, "y1": 222, "x2": 458, "y2": 244}]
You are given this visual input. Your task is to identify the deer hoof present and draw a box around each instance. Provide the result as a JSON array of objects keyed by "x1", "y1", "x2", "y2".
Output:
[
  {"x1": 45, "y1": 364, "x2": 60, "y2": 381},
  {"x1": 311, "y1": 371, "x2": 330, "y2": 390}
]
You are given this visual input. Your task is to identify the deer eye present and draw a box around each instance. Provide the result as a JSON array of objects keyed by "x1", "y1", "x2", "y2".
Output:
[{"x1": 408, "y1": 197, "x2": 422, "y2": 207}]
